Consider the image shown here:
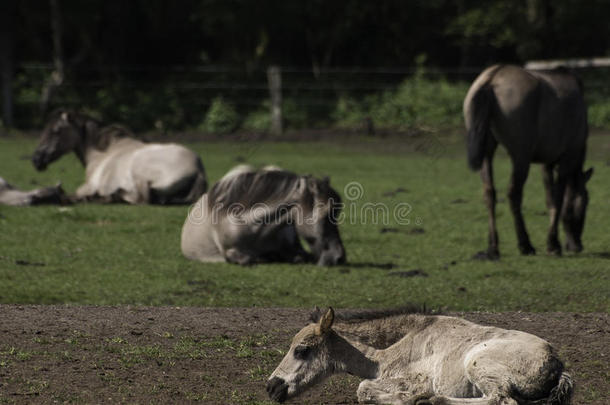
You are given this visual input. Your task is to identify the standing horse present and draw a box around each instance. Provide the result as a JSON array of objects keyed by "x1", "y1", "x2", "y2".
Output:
[
  {"x1": 0, "y1": 176, "x2": 68, "y2": 206},
  {"x1": 464, "y1": 65, "x2": 592, "y2": 259},
  {"x1": 32, "y1": 110, "x2": 207, "y2": 204},
  {"x1": 181, "y1": 166, "x2": 346, "y2": 266},
  {"x1": 268, "y1": 307, "x2": 573, "y2": 404}
]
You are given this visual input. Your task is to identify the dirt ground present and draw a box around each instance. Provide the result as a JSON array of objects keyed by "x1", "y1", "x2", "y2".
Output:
[{"x1": 0, "y1": 306, "x2": 607, "y2": 404}]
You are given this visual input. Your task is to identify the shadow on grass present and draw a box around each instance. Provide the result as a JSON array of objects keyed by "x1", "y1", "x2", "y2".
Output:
[{"x1": 343, "y1": 262, "x2": 396, "y2": 270}]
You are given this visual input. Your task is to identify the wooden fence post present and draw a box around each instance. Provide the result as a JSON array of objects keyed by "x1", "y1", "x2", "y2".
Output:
[{"x1": 267, "y1": 65, "x2": 282, "y2": 135}]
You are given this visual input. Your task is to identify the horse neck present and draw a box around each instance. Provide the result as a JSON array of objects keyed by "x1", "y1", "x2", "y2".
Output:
[
  {"x1": 332, "y1": 314, "x2": 432, "y2": 349},
  {"x1": 80, "y1": 123, "x2": 117, "y2": 166},
  {"x1": 329, "y1": 331, "x2": 380, "y2": 379}
]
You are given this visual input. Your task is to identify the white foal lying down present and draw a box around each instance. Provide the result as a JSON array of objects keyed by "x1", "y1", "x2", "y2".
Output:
[{"x1": 267, "y1": 308, "x2": 572, "y2": 405}]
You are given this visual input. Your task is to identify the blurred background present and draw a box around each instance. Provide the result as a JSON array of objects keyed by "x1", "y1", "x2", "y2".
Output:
[{"x1": 1, "y1": 0, "x2": 609, "y2": 133}]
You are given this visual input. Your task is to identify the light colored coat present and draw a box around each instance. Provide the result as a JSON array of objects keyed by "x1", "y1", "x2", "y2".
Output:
[
  {"x1": 33, "y1": 111, "x2": 207, "y2": 204},
  {"x1": 268, "y1": 308, "x2": 572, "y2": 404}
]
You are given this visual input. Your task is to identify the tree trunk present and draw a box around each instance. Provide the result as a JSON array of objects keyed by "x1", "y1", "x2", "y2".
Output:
[
  {"x1": 0, "y1": 0, "x2": 16, "y2": 129},
  {"x1": 40, "y1": 0, "x2": 65, "y2": 113}
]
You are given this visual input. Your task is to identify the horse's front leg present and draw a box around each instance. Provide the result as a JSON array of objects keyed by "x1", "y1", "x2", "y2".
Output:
[
  {"x1": 357, "y1": 378, "x2": 436, "y2": 405},
  {"x1": 224, "y1": 248, "x2": 259, "y2": 266},
  {"x1": 542, "y1": 164, "x2": 561, "y2": 255},
  {"x1": 508, "y1": 160, "x2": 535, "y2": 255}
]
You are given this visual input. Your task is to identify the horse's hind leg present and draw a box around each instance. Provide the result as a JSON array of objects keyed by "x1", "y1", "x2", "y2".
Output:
[
  {"x1": 479, "y1": 155, "x2": 499, "y2": 259},
  {"x1": 508, "y1": 159, "x2": 535, "y2": 255},
  {"x1": 542, "y1": 164, "x2": 561, "y2": 255}
]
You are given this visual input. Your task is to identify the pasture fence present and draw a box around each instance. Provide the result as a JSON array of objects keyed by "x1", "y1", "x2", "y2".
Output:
[{"x1": 7, "y1": 62, "x2": 610, "y2": 132}]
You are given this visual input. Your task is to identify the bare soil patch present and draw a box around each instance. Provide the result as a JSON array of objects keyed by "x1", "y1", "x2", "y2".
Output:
[{"x1": 0, "y1": 306, "x2": 607, "y2": 404}]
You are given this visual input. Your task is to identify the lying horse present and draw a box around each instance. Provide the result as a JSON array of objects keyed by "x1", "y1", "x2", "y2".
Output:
[
  {"x1": 32, "y1": 110, "x2": 207, "y2": 204},
  {"x1": 181, "y1": 165, "x2": 346, "y2": 266},
  {"x1": 464, "y1": 65, "x2": 592, "y2": 258},
  {"x1": 268, "y1": 307, "x2": 573, "y2": 404},
  {"x1": 0, "y1": 176, "x2": 68, "y2": 206}
]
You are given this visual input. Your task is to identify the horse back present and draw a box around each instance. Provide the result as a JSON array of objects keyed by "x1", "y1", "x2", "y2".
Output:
[{"x1": 489, "y1": 65, "x2": 587, "y2": 163}]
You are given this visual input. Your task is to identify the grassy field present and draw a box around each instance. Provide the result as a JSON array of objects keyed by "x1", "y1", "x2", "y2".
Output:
[{"x1": 1, "y1": 132, "x2": 609, "y2": 312}]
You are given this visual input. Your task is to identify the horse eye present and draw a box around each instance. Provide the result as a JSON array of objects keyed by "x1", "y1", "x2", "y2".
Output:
[{"x1": 293, "y1": 346, "x2": 310, "y2": 360}]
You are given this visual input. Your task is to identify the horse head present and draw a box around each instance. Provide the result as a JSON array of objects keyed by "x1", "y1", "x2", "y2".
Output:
[
  {"x1": 295, "y1": 176, "x2": 346, "y2": 266},
  {"x1": 33, "y1": 110, "x2": 83, "y2": 171},
  {"x1": 563, "y1": 167, "x2": 593, "y2": 252},
  {"x1": 267, "y1": 308, "x2": 336, "y2": 402}
]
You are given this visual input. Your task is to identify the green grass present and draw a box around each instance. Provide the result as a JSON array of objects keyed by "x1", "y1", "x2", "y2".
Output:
[{"x1": 0, "y1": 133, "x2": 609, "y2": 312}]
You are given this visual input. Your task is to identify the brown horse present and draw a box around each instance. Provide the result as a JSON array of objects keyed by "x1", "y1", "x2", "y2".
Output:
[
  {"x1": 33, "y1": 110, "x2": 207, "y2": 204},
  {"x1": 464, "y1": 65, "x2": 593, "y2": 259}
]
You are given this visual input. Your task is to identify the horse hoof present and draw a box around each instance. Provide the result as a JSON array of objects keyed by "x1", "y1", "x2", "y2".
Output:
[
  {"x1": 565, "y1": 242, "x2": 583, "y2": 253},
  {"x1": 547, "y1": 247, "x2": 562, "y2": 256},
  {"x1": 519, "y1": 245, "x2": 536, "y2": 256},
  {"x1": 472, "y1": 250, "x2": 500, "y2": 261}
]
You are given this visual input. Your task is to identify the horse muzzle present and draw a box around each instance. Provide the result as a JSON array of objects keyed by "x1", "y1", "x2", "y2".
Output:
[
  {"x1": 32, "y1": 151, "x2": 49, "y2": 171},
  {"x1": 266, "y1": 377, "x2": 288, "y2": 402}
]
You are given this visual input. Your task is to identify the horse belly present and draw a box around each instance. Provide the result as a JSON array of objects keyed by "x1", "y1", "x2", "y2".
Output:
[
  {"x1": 132, "y1": 144, "x2": 199, "y2": 189},
  {"x1": 83, "y1": 152, "x2": 135, "y2": 198}
]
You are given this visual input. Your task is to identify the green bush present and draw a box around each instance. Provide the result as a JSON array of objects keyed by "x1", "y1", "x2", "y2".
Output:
[
  {"x1": 200, "y1": 97, "x2": 240, "y2": 134},
  {"x1": 331, "y1": 69, "x2": 469, "y2": 131},
  {"x1": 588, "y1": 101, "x2": 610, "y2": 129},
  {"x1": 282, "y1": 98, "x2": 309, "y2": 129},
  {"x1": 332, "y1": 96, "x2": 367, "y2": 129},
  {"x1": 242, "y1": 101, "x2": 271, "y2": 132},
  {"x1": 369, "y1": 73, "x2": 468, "y2": 130}
]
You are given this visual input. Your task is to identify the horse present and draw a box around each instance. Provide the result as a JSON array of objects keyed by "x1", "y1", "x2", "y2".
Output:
[
  {"x1": 0, "y1": 176, "x2": 68, "y2": 206},
  {"x1": 464, "y1": 65, "x2": 593, "y2": 259},
  {"x1": 32, "y1": 110, "x2": 207, "y2": 204},
  {"x1": 180, "y1": 166, "x2": 346, "y2": 266},
  {"x1": 267, "y1": 307, "x2": 573, "y2": 404}
]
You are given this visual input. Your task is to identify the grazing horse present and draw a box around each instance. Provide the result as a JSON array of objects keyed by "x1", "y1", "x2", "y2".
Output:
[
  {"x1": 0, "y1": 176, "x2": 68, "y2": 206},
  {"x1": 181, "y1": 166, "x2": 346, "y2": 266},
  {"x1": 32, "y1": 110, "x2": 207, "y2": 204},
  {"x1": 268, "y1": 307, "x2": 573, "y2": 404},
  {"x1": 464, "y1": 65, "x2": 592, "y2": 259}
]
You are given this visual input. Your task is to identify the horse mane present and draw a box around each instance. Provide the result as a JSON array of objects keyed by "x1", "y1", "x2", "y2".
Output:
[
  {"x1": 48, "y1": 109, "x2": 133, "y2": 151},
  {"x1": 310, "y1": 305, "x2": 442, "y2": 349},
  {"x1": 309, "y1": 304, "x2": 439, "y2": 324},
  {"x1": 207, "y1": 169, "x2": 304, "y2": 212}
]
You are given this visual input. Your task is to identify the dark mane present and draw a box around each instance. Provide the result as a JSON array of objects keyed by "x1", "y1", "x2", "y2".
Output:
[
  {"x1": 208, "y1": 169, "x2": 303, "y2": 211},
  {"x1": 47, "y1": 109, "x2": 133, "y2": 151},
  {"x1": 310, "y1": 304, "x2": 439, "y2": 324}
]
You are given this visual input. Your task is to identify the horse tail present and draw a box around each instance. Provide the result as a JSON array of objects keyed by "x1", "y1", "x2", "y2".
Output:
[
  {"x1": 184, "y1": 161, "x2": 208, "y2": 203},
  {"x1": 546, "y1": 372, "x2": 573, "y2": 405},
  {"x1": 464, "y1": 65, "x2": 501, "y2": 171}
]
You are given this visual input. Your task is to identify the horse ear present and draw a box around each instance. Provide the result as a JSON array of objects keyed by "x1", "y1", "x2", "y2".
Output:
[
  {"x1": 306, "y1": 176, "x2": 319, "y2": 194},
  {"x1": 317, "y1": 307, "x2": 334, "y2": 335},
  {"x1": 584, "y1": 167, "x2": 593, "y2": 183}
]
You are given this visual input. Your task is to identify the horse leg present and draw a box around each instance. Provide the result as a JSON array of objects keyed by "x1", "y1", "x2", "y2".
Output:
[
  {"x1": 507, "y1": 160, "x2": 535, "y2": 255},
  {"x1": 224, "y1": 248, "x2": 258, "y2": 266},
  {"x1": 542, "y1": 164, "x2": 561, "y2": 255},
  {"x1": 552, "y1": 172, "x2": 569, "y2": 252},
  {"x1": 479, "y1": 156, "x2": 499, "y2": 259},
  {"x1": 357, "y1": 379, "x2": 435, "y2": 405},
  {"x1": 357, "y1": 379, "x2": 496, "y2": 405}
]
